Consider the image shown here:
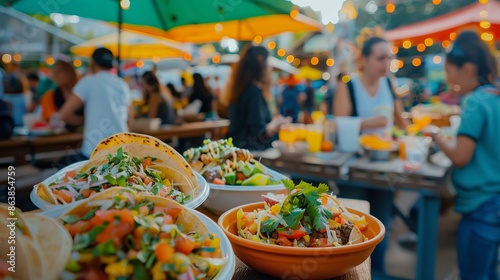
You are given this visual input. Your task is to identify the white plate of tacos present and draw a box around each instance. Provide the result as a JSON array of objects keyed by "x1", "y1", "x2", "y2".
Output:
[
  {"x1": 31, "y1": 133, "x2": 210, "y2": 212},
  {"x1": 35, "y1": 188, "x2": 235, "y2": 279}
]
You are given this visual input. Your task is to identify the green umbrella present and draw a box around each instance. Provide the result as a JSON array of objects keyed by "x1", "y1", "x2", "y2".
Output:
[{"x1": 2, "y1": 0, "x2": 320, "y2": 74}]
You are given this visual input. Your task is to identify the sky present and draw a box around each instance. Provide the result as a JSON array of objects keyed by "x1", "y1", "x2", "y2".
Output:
[{"x1": 291, "y1": 0, "x2": 346, "y2": 24}]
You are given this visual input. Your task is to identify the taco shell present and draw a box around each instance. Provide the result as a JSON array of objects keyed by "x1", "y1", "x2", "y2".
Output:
[{"x1": 86, "y1": 132, "x2": 197, "y2": 189}]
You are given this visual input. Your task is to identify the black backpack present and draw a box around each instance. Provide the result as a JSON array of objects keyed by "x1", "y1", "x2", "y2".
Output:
[{"x1": 0, "y1": 100, "x2": 14, "y2": 139}]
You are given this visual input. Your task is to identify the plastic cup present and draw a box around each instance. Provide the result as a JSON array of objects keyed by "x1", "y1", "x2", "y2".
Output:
[
  {"x1": 335, "y1": 117, "x2": 361, "y2": 152},
  {"x1": 306, "y1": 124, "x2": 323, "y2": 153},
  {"x1": 292, "y1": 124, "x2": 307, "y2": 141},
  {"x1": 399, "y1": 136, "x2": 431, "y2": 171},
  {"x1": 279, "y1": 124, "x2": 296, "y2": 144}
]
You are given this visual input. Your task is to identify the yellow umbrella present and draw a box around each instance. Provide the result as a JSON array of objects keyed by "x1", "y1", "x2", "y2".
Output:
[
  {"x1": 296, "y1": 66, "x2": 323, "y2": 80},
  {"x1": 70, "y1": 30, "x2": 191, "y2": 60}
]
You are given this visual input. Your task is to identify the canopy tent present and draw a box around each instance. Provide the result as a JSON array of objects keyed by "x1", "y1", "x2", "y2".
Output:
[
  {"x1": 385, "y1": 1, "x2": 500, "y2": 46},
  {"x1": 71, "y1": 30, "x2": 191, "y2": 60},
  {"x1": 219, "y1": 54, "x2": 298, "y2": 74}
]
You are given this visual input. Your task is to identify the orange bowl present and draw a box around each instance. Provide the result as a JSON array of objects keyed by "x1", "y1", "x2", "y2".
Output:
[{"x1": 218, "y1": 202, "x2": 385, "y2": 279}]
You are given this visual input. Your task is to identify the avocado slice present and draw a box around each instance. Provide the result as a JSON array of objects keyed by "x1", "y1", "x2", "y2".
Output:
[
  {"x1": 224, "y1": 171, "x2": 236, "y2": 185},
  {"x1": 241, "y1": 174, "x2": 270, "y2": 186},
  {"x1": 251, "y1": 161, "x2": 266, "y2": 176}
]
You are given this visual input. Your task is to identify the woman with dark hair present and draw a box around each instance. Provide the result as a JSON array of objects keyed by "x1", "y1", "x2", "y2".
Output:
[
  {"x1": 224, "y1": 45, "x2": 290, "y2": 150},
  {"x1": 189, "y1": 73, "x2": 213, "y2": 115},
  {"x1": 141, "y1": 71, "x2": 175, "y2": 125},
  {"x1": 432, "y1": 31, "x2": 500, "y2": 280},
  {"x1": 166, "y1": 83, "x2": 181, "y2": 99},
  {"x1": 334, "y1": 35, "x2": 409, "y2": 135}
]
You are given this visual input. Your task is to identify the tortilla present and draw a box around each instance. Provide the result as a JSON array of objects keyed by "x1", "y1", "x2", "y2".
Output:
[
  {"x1": 86, "y1": 132, "x2": 197, "y2": 189},
  {"x1": 57, "y1": 187, "x2": 208, "y2": 234},
  {"x1": 23, "y1": 214, "x2": 73, "y2": 280}
]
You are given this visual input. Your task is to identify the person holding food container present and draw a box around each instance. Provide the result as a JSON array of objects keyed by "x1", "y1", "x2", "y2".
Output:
[
  {"x1": 59, "y1": 47, "x2": 132, "y2": 162},
  {"x1": 224, "y1": 45, "x2": 291, "y2": 151},
  {"x1": 431, "y1": 31, "x2": 500, "y2": 280}
]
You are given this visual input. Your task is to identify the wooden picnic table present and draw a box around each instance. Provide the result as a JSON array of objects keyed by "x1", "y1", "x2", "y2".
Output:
[
  {"x1": 254, "y1": 148, "x2": 452, "y2": 280},
  {"x1": 0, "y1": 120, "x2": 230, "y2": 164}
]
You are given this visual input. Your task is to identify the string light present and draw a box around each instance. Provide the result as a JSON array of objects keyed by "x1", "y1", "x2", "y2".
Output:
[
  {"x1": 480, "y1": 10, "x2": 488, "y2": 18},
  {"x1": 267, "y1": 41, "x2": 276, "y2": 50},
  {"x1": 326, "y1": 58, "x2": 334, "y2": 67},
  {"x1": 2, "y1": 54, "x2": 12, "y2": 64},
  {"x1": 432, "y1": 0, "x2": 441, "y2": 5},
  {"x1": 310, "y1": 57, "x2": 319, "y2": 65},
  {"x1": 212, "y1": 55, "x2": 221, "y2": 64},
  {"x1": 277, "y1": 48, "x2": 286, "y2": 57},
  {"x1": 120, "y1": 0, "x2": 130, "y2": 10},
  {"x1": 433, "y1": 55, "x2": 442, "y2": 64},
  {"x1": 442, "y1": 40, "x2": 451, "y2": 48},
  {"x1": 46, "y1": 57, "x2": 55, "y2": 65},
  {"x1": 479, "y1": 0, "x2": 488, "y2": 4},
  {"x1": 386, "y1": 3, "x2": 395, "y2": 13},
  {"x1": 449, "y1": 32, "x2": 457, "y2": 40},
  {"x1": 417, "y1": 43, "x2": 426, "y2": 52},
  {"x1": 481, "y1": 32, "x2": 494, "y2": 41},
  {"x1": 286, "y1": 55, "x2": 294, "y2": 63},
  {"x1": 412, "y1": 58, "x2": 422, "y2": 67},
  {"x1": 293, "y1": 58, "x2": 301, "y2": 66},
  {"x1": 390, "y1": 46, "x2": 399, "y2": 54},
  {"x1": 136, "y1": 60, "x2": 144, "y2": 68},
  {"x1": 73, "y1": 59, "x2": 82, "y2": 67},
  {"x1": 214, "y1": 23, "x2": 223, "y2": 33},
  {"x1": 152, "y1": 56, "x2": 160, "y2": 63},
  {"x1": 13, "y1": 54, "x2": 22, "y2": 62},
  {"x1": 403, "y1": 40, "x2": 412, "y2": 49},
  {"x1": 424, "y1": 38, "x2": 434, "y2": 46},
  {"x1": 480, "y1": 20, "x2": 491, "y2": 29},
  {"x1": 398, "y1": 60, "x2": 404, "y2": 68},
  {"x1": 322, "y1": 72, "x2": 331, "y2": 80},
  {"x1": 253, "y1": 36, "x2": 262, "y2": 44},
  {"x1": 341, "y1": 75, "x2": 351, "y2": 83},
  {"x1": 183, "y1": 53, "x2": 192, "y2": 61}
]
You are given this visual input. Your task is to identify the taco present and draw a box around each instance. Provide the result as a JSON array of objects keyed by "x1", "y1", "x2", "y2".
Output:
[
  {"x1": 35, "y1": 146, "x2": 196, "y2": 206},
  {"x1": 88, "y1": 132, "x2": 197, "y2": 188},
  {"x1": 57, "y1": 188, "x2": 227, "y2": 280},
  {"x1": 0, "y1": 204, "x2": 71, "y2": 280}
]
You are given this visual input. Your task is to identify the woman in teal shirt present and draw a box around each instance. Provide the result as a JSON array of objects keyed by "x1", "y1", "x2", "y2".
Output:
[{"x1": 434, "y1": 31, "x2": 500, "y2": 280}]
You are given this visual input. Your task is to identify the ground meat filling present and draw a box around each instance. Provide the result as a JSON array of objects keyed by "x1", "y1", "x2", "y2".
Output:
[{"x1": 340, "y1": 222, "x2": 354, "y2": 245}]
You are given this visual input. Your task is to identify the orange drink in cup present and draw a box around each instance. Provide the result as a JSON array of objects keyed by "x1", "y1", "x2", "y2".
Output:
[
  {"x1": 306, "y1": 124, "x2": 323, "y2": 153},
  {"x1": 412, "y1": 113, "x2": 432, "y2": 130},
  {"x1": 293, "y1": 124, "x2": 307, "y2": 141},
  {"x1": 279, "y1": 124, "x2": 296, "y2": 144}
]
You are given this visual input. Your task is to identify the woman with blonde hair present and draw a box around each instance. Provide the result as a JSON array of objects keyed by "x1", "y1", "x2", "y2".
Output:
[{"x1": 224, "y1": 45, "x2": 290, "y2": 150}]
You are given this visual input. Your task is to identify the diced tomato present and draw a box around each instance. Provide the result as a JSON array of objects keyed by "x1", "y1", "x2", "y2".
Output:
[
  {"x1": 141, "y1": 158, "x2": 152, "y2": 169},
  {"x1": 153, "y1": 206, "x2": 182, "y2": 219},
  {"x1": 65, "y1": 220, "x2": 90, "y2": 236},
  {"x1": 175, "y1": 235, "x2": 195, "y2": 255},
  {"x1": 63, "y1": 170, "x2": 77, "y2": 182},
  {"x1": 53, "y1": 189, "x2": 75, "y2": 203},
  {"x1": 236, "y1": 172, "x2": 245, "y2": 182},
  {"x1": 90, "y1": 209, "x2": 134, "y2": 227},
  {"x1": 81, "y1": 189, "x2": 93, "y2": 198},
  {"x1": 275, "y1": 236, "x2": 293, "y2": 246},
  {"x1": 156, "y1": 242, "x2": 175, "y2": 262},
  {"x1": 212, "y1": 178, "x2": 226, "y2": 185},
  {"x1": 162, "y1": 215, "x2": 174, "y2": 225},
  {"x1": 80, "y1": 266, "x2": 108, "y2": 280},
  {"x1": 278, "y1": 226, "x2": 307, "y2": 240},
  {"x1": 139, "y1": 205, "x2": 149, "y2": 216},
  {"x1": 309, "y1": 238, "x2": 330, "y2": 247},
  {"x1": 95, "y1": 222, "x2": 134, "y2": 245},
  {"x1": 321, "y1": 196, "x2": 328, "y2": 206},
  {"x1": 335, "y1": 216, "x2": 344, "y2": 224}
]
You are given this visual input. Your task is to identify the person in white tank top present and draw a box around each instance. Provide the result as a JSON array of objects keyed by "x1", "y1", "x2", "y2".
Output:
[{"x1": 334, "y1": 36, "x2": 409, "y2": 135}]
